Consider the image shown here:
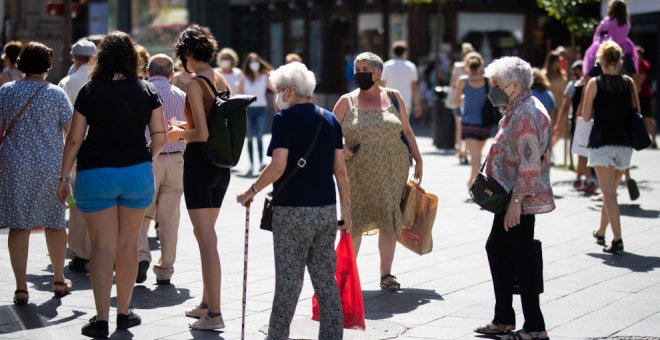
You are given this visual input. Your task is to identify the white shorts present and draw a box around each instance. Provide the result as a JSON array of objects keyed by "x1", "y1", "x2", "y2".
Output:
[{"x1": 588, "y1": 146, "x2": 633, "y2": 170}]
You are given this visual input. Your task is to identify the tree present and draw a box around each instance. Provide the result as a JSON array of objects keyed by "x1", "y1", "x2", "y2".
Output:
[{"x1": 536, "y1": 0, "x2": 600, "y2": 38}]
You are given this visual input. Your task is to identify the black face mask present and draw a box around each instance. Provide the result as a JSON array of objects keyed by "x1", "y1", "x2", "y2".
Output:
[
  {"x1": 488, "y1": 82, "x2": 513, "y2": 108},
  {"x1": 354, "y1": 72, "x2": 375, "y2": 90}
]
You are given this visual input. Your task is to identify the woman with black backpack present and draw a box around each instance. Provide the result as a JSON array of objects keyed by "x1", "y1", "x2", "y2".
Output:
[{"x1": 168, "y1": 24, "x2": 230, "y2": 331}]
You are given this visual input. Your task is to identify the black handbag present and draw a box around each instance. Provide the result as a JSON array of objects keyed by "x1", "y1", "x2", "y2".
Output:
[
  {"x1": 627, "y1": 78, "x2": 652, "y2": 151},
  {"x1": 481, "y1": 78, "x2": 502, "y2": 128},
  {"x1": 512, "y1": 239, "x2": 544, "y2": 295},
  {"x1": 260, "y1": 107, "x2": 324, "y2": 231},
  {"x1": 469, "y1": 161, "x2": 511, "y2": 214}
]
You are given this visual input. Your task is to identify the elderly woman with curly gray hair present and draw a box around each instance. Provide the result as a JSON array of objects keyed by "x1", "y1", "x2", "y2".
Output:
[{"x1": 473, "y1": 57, "x2": 555, "y2": 340}]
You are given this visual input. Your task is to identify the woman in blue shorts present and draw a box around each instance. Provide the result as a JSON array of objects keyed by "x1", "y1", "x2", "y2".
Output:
[{"x1": 57, "y1": 32, "x2": 166, "y2": 338}]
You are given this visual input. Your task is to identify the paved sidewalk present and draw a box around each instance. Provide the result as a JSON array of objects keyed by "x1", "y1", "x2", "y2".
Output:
[{"x1": 1, "y1": 133, "x2": 659, "y2": 340}]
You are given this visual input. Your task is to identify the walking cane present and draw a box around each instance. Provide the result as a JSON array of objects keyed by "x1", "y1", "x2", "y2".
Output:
[{"x1": 241, "y1": 201, "x2": 251, "y2": 340}]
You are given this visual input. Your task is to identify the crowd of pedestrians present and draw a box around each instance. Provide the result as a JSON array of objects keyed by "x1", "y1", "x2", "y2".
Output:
[{"x1": 0, "y1": 1, "x2": 657, "y2": 337}]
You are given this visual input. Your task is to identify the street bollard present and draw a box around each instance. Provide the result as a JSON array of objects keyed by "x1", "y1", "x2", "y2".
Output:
[{"x1": 433, "y1": 86, "x2": 456, "y2": 150}]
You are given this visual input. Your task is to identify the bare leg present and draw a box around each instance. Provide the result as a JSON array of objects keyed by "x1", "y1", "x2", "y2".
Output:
[
  {"x1": 8, "y1": 228, "x2": 31, "y2": 292},
  {"x1": 44, "y1": 228, "x2": 68, "y2": 283},
  {"x1": 188, "y1": 208, "x2": 222, "y2": 313},
  {"x1": 378, "y1": 231, "x2": 397, "y2": 276},
  {"x1": 84, "y1": 207, "x2": 119, "y2": 321},
  {"x1": 466, "y1": 138, "x2": 486, "y2": 187},
  {"x1": 454, "y1": 115, "x2": 462, "y2": 154},
  {"x1": 116, "y1": 206, "x2": 147, "y2": 315},
  {"x1": 351, "y1": 233, "x2": 363, "y2": 256},
  {"x1": 595, "y1": 166, "x2": 624, "y2": 240},
  {"x1": 644, "y1": 117, "x2": 657, "y2": 146}
]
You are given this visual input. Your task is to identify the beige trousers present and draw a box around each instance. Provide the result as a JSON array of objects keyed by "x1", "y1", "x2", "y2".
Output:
[
  {"x1": 68, "y1": 164, "x2": 91, "y2": 259},
  {"x1": 138, "y1": 153, "x2": 184, "y2": 280}
]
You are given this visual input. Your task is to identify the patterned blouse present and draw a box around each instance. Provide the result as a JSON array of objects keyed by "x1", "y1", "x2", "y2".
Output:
[{"x1": 484, "y1": 90, "x2": 555, "y2": 215}]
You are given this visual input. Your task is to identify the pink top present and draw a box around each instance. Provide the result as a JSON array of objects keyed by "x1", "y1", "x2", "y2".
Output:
[{"x1": 583, "y1": 17, "x2": 638, "y2": 74}]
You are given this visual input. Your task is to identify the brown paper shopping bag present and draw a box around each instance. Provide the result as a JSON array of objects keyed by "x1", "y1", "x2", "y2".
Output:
[{"x1": 398, "y1": 181, "x2": 438, "y2": 255}]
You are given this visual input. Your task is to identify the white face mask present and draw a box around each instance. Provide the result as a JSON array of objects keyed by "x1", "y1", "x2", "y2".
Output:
[
  {"x1": 219, "y1": 59, "x2": 231, "y2": 69},
  {"x1": 249, "y1": 61, "x2": 260, "y2": 72},
  {"x1": 276, "y1": 91, "x2": 289, "y2": 110}
]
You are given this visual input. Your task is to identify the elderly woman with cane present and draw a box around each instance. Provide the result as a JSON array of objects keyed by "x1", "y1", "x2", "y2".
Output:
[
  {"x1": 237, "y1": 61, "x2": 352, "y2": 340},
  {"x1": 473, "y1": 56, "x2": 554, "y2": 340}
]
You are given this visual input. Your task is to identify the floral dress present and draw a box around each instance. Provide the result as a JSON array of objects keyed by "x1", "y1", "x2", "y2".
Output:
[
  {"x1": 342, "y1": 92, "x2": 409, "y2": 236},
  {"x1": 0, "y1": 80, "x2": 73, "y2": 229}
]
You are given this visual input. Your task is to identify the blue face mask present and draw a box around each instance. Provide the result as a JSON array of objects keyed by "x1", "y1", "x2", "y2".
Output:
[{"x1": 488, "y1": 82, "x2": 513, "y2": 107}]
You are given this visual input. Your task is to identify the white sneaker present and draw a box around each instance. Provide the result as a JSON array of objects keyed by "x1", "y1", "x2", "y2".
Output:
[
  {"x1": 184, "y1": 305, "x2": 208, "y2": 319},
  {"x1": 189, "y1": 314, "x2": 225, "y2": 330}
]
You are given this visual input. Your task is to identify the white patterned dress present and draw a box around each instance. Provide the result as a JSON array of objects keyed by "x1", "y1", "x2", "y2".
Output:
[{"x1": 0, "y1": 80, "x2": 73, "y2": 229}]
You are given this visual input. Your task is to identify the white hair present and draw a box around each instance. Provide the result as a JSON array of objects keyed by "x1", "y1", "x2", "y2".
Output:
[
  {"x1": 354, "y1": 52, "x2": 384, "y2": 71},
  {"x1": 269, "y1": 61, "x2": 316, "y2": 98},
  {"x1": 484, "y1": 56, "x2": 533, "y2": 89}
]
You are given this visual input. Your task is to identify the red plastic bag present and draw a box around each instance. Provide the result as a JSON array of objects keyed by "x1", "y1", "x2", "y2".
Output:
[{"x1": 311, "y1": 229, "x2": 366, "y2": 330}]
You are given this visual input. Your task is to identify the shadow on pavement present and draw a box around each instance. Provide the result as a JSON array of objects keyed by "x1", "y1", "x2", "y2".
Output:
[
  {"x1": 619, "y1": 204, "x2": 660, "y2": 218},
  {"x1": 189, "y1": 329, "x2": 225, "y2": 339},
  {"x1": 0, "y1": 298, "x2": 86, "y2": 334},
  {"x1": 110, "y1": 329, "x2": 134, "y2": 339},
  {"x1": 121, "y1": 284, "x2": 192, "y2": 309},
  {"x1": 586, "y1": 252, "x2": 660, "y2": 272},
  {"x1": 362, "y1": 288, "x2": 443, "y2": 320},
  {"x1": 26, "y1": 272, "x2": 91, "y2": 293}
]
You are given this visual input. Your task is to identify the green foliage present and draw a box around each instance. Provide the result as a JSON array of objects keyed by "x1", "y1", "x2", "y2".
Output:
[{"x1": 537, "y1": 0, "x2": 600, "y2": 37}]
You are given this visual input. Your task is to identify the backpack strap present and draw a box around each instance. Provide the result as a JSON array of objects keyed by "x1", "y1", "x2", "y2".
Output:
[{"x1": 196, "y1": 75, "x2": 231, "y2": 97}]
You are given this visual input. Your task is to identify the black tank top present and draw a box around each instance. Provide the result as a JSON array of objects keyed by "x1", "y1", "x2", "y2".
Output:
[{"x1": 588, "y1": 75, "x2": 633, "y2": 148}]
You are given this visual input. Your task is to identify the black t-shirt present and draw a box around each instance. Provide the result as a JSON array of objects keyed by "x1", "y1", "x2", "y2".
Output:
[
  {"x1": 267, "y1": 103, "x2": 343, "y2": 207},
  {"x1": 74, "y1": 79, "x2": 162, "y2": 170}
]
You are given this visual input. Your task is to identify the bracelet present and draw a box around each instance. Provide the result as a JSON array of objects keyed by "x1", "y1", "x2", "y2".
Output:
[
  {"x1": 340, "y1": 200, "x2": 350, "y2": 209},
  {"x1": 58, "y1": 177, "x2": 69, "y2": 183},
  {"x1": 150, "y1": 131, "x2": 166, "y2": 136},
  {"x1": 250, "y1": 183, "x2": 259, "y2": 194}
]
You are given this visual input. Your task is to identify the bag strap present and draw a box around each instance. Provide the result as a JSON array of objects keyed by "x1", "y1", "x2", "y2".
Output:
[
  {"x1": 196, "y1": 75, "x2": 231, "y2": 97},
  {"x1": 340, "y1": 94, "x2": 354, "y2": 124},
  {"x1": 626, "y1": 77, "x2": 639, "y2": 112},
  {"x1": 387, "y1": 89, "x2": 400, "y2": 113},
  {"x1": 271, "y1": 106, "x2": 324, "y2": 200},
  {"x1": 3, "y1": 82, "x2": 49, "y2": 138}
]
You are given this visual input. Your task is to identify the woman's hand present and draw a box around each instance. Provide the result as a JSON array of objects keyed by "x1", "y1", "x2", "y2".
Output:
[
  {"x1": 343, "y1": 146, "x2": 355, "y2": 160},
  {"x1": 414, "y1": 161, "x2": 423, "y2": 184},
  {"x1": 339, "y1": 210, "x2": 352, "y2": 231},
  {"x1": 504, "y1": 201, "x2": 522, "y2": 231},
  {"x1": 57, "y1": 181, "x2": 71, "y2": 207},
  {"x1": 167, "y1": 126, "x2": 184, "y2": 144},
  {"x1": 169, "y1": 117, "x2": 187, "y2": 129},
  {"x1": 236, "y1": 189, "x2": 255, "y2": 207}
]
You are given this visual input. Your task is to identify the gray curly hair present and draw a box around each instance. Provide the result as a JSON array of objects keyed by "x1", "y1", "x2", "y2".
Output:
[
  {"x1": 484, "y1": 56, "x2": 533, "y2": 89},
  {"x1": 354, "y1": 52, "x2": 383, "y2": 71}
]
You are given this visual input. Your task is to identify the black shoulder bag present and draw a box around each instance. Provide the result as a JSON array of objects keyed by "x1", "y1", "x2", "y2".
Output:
[{"x1": 260, "y1": 106, "x2": 324, "y2": 231}]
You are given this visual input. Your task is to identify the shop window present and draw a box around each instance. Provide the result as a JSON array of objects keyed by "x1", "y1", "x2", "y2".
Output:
[
  {"x1": 290, "y1": 18, "x2": 305, "y2": 56},
  {"x1": 270, "y1": 22, "x2": 284, "y2": 67},
  {"x1": 358, "y1": 13, "x2": 384, "y2": 54},
  {"x1": 309, "y1": 19, "x2": 322, "y2": 80},
  {"x1": 389, "y1": 12, "x2": 408, "y2": 58}
]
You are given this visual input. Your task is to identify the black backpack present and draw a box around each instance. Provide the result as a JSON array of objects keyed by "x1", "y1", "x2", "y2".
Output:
[{"x1": 196, "y1": 76, "x2": 256, "y2": 168}]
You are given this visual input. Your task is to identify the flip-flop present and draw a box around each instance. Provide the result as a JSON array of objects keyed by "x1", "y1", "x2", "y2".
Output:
[
  {"x1": 380, "y1": 274, "x2": 400, "y2": 291},
  {"x1": 474, "y1": 322, "x2": 514, "y2": 335}
]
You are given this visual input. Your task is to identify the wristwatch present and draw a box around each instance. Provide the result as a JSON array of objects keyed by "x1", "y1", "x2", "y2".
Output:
[{"x1": 512, "y1": 197, "x2": 521, "y2": 204}]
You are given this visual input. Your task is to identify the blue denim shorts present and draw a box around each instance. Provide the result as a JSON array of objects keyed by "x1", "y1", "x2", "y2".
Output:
[{"x1": 74, "y1": 162, "x2": 155, "y2": 213}]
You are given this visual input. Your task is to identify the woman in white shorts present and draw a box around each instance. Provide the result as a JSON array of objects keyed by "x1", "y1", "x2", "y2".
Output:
[{"x1": 581, "y1": 40, "x2": 637, "y2": 254}]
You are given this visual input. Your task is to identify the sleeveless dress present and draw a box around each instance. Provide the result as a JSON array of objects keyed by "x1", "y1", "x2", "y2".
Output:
[{"x1": 342, "y1": 92, "x2": 409, "y2": 236}]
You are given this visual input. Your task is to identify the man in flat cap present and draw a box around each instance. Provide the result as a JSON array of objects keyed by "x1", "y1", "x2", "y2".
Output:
[{"x1": 58, "y1": 38, "x2": 97, "y2": 272}]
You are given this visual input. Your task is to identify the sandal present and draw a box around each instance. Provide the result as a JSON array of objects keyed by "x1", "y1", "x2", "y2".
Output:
[
  {"x1": 380, "y1": 274, "x2": 401, "y2": 291},
  {"x1": 592, "y1": 231, "x2": 605, "y2": 246},
  {"x1": 13, "y1": 289, "x2": 29, "y2": 305},
  {"x1": 603, "y1": 239, "x2": 624, "y2": 254},
  {"x1": 501, "y1": 329, "x2": 550, "y2": 340},
  {"x1": 53, "y1": 279, "x2": 73, "y2": 298},
  {"x1": 474, "y1": 322, "x2": 514, "y2": 335}
]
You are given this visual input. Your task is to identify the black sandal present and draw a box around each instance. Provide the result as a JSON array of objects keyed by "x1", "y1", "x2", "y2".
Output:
[
  {"x1": 474, "y1": 322, "x2": 514, "y2": 335},
  {"x1": 380, "y1": 274, "x2": 401, "y2": 291},
  {"x1": 592, "y1": 231, "x2": 605, "y2": 246},
  {"x1": 501, "y1": 329, "x2": 550, "y2": 340},
  {"x1": 603, "y1": 239, "x2": 624, "y2": 254}
]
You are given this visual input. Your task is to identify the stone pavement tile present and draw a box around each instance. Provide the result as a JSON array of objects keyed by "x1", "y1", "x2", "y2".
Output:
[{"x1": 614, "y1": 311, "x2": 660, "y2": 337}]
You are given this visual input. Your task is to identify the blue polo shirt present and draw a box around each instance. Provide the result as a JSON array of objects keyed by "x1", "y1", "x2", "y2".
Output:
[{"x1": 267, "y1": 103, "x2": 343, "y2": 207}]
